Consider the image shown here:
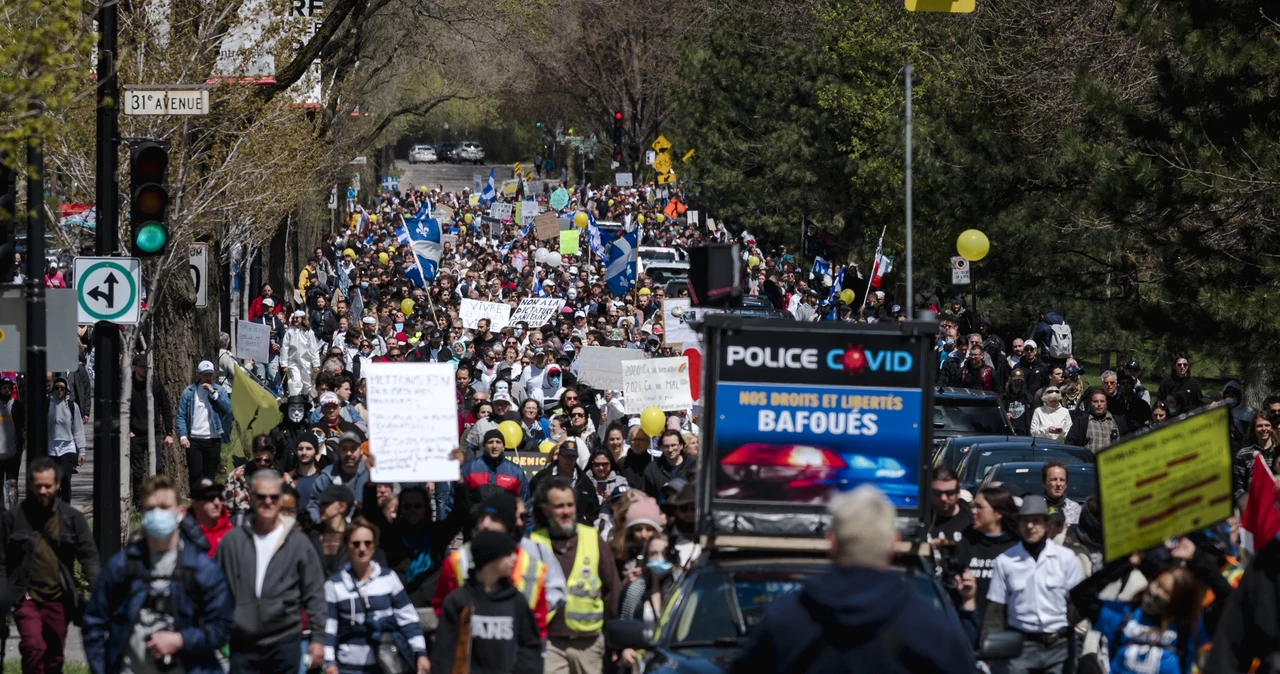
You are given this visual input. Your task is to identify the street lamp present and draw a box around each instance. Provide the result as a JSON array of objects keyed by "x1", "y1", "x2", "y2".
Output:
[{"x1": 956, "y1": 229, "x2": 989, "y2": 319}]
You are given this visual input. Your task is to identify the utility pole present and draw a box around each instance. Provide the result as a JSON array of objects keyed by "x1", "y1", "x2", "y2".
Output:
[
  {"x1": 904, "y1": 64, "x2": 915, "y2": 321},
  {"x1": 93, "y1": 0, "x2": 123, "y2": 557},
  {"x1": 23, "y1": 102, "x2": 47, "y2": 469}
]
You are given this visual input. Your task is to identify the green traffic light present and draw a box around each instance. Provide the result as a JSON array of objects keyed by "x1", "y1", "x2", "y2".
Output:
[
  {"x1": 536, "y1": 122, "x2": 543, "y2": 128},
  {"x1": 134, "y1": 222, "x2": 168, "y2": 254}
]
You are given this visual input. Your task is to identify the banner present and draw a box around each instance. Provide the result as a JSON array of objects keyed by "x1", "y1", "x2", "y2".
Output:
[
  {"x1": 577, "y1": 346, "x2": 646, "y2": 391},
  {"x1": 1097, "y1": 406, "x2": 1232, "y2": 562},
  {"x1": 365, "y1": 362, "x2": 460, "y2": 483},
  {"x1": 560, "y1": 229, "x2": 580, "y2": 255},
  {"x1": 623, "y1": 356, "x2": 692, "y2": 413},
  {"x1": 510, "y1": 297, "x2": 565, "y2": 326},
  {"x1": 235, "y1": 320, "x2": 271, "y2": 364},
  {"x1": 711, "y1": 327, "x2": 929, "y2": 509},
  {"x1": 662, "y1": 299, "x2": 703, "y2": 346},
  {"x1": 459, "y1": 298, "x2": 512, "y2": 331},
  {"x1": 229, "y1": 366, "x2": 282, "y2": 460}
]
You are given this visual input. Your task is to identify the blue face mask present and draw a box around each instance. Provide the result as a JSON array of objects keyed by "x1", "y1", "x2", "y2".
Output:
[
  {"x1": 360, "y1": 282, "x2": 369, "y2": 289},
  {"x1": 646, "y1": 559, "x2": 674, "y2": 576},
  {"x1": 141, "y1": 508, "x2": 177, "y2": 539},
  {"x1": 548, "y1": 376, "x2": 561, "y2": 388}
]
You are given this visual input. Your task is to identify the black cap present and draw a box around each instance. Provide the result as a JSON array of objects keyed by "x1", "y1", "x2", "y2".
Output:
[
  {"x1": 132, "y1": 354, "x2": 148, "y2": 367},
  {"x1": 559, "y1": 439, "x2": 579, "y2": 458},
  {"x1": 190, "y1": 477, "x2": 223, "y2": 501},
  {"x1": 470, "y1": 530, "x2": 517, "y2": 571},
  {"x1": 316, "y1": 483, "x2": 355, "y2": 509},
  {"x1": 478, "y1": 491, "x2": 518, "y2": 534}
]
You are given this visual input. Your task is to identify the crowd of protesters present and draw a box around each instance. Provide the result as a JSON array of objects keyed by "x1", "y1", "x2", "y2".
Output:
[{"x1": 0, "y1": 164, "x2": 1278, "y2": 674}]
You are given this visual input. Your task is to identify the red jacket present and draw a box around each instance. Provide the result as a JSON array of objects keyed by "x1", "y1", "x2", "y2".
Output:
[{"x1": 200, "y1": 508, "x2": 234, "y2": 557}]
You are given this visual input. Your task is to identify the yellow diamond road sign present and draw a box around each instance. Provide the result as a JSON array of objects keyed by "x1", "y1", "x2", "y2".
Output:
[
  {"x1": 652, "y1": 152, "x2": 672, "y2": 174},
  {"x1": 905, "y1": 0, "x2": 975, "y2": 12},
  {"x1": 657, "y1": 170, "x2": 676, "y2": 185},
  {"x1": 651, "y1": 135, "x2": 672, "y2": 153}
]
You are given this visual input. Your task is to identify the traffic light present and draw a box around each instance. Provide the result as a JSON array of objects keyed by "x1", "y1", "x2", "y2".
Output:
[
  {"x1": 129, "y1": 140, "x2": 169, "y2": 257},
  {"x1": 535, "y1": 121, "x2": 543, "y2": 128},
  {"x1": 0, "y1": 161, "x2": 15, "y2": 282},
  {"x1": 612, "y1": 112, "x2": 624, "y2": 163}
]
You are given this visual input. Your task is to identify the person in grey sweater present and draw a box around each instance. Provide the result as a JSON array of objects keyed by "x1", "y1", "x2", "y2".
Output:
[
  {"x1": 215, "y1": 468, "x2": 328, "y2": 674},
  {"x1": 46, "y1": 376, "x2": 86, "y2": 501}
]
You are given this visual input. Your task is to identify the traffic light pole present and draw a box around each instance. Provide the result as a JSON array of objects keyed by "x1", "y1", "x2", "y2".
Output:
[
  {"x1": 23, "y1": 103, "x2": 47, "y2": 471},
  {"x1": 93, "y1": 0, "x2": 123, "y2": 557},
  {"x1": 903, "y1": 64, "x2": 915, "y2": 322}
]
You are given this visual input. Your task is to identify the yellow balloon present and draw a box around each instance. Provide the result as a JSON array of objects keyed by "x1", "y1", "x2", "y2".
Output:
[
  {"x1": 538, "y1": 439, "x2": 556, "y2": 454},
  {"x1": 464, "y1": 213, "x2": 474, "y2": 223},
  {"x1": 839, "y1": 289, "x2": 856, "y2": 305},
  {"x1": 574, "y1": 211, "x2": 589, "y2": 229},
  {"x1": 656, "y1": 214, "x2": 665, "y2": 224},
  {"x1": 608, "y1": 199, "x2": 615, "y2": 207},
  {"x1": 369, "y1": 214, "x2": 378, "y2": 224},
  {"x1": 378, "y1": 252, "x2": 389, "y2": 265},
  {"x1": 957, "y1": 229, "x2": 990, "y2": 262},
  {"x1": 498, "y1": 420, "x2": 523, "y2": 449},
  {"x1": 640, "y1": 407, "x2": 666, "y2": 437},
  {"x1": 343, "y1": 248, "x2": 355, "y2": 259},
  {"x1": 400, "y1": 298, "x2": 415, "y2": 316},
  {"x1": 637, "y1": 215, "x2": 645, "y2": 225}
]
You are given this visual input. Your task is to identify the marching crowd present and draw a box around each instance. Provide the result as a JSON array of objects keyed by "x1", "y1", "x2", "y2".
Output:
[{"x1": 0, "y1": 166, "x2": 1278, "y2": 674}]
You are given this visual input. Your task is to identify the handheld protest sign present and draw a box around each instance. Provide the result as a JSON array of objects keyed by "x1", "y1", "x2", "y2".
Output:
[{"x1": 1097, "y1": 405, "x2": 1233, "y2": 562}]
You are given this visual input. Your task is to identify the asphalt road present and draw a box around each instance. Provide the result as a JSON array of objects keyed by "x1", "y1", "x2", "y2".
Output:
[{"x1": 395, "y1": 160, "x2": 517, "y2": 193}]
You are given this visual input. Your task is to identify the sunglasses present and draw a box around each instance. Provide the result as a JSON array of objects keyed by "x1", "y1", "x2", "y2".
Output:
[
  {"x1": 348, "y1": 540, "x2": 374, "y2": 549},
  {"x1": 932, "y1": 488, "x2": 959, "y2": 497},
  {"x1": 571, "y1": 412, "x2": 586, "y2": 418},
  {"x1": 254, "y1": 492, "x2": 281, "y2": 502},
  {"x1": 591, "y1": 462, "x2": 612, "y2": 469}
]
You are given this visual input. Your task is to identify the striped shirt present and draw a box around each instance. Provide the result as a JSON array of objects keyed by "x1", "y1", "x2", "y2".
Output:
[{"x1": 324, "y1": 561, "x2": 427, "y2": 673}]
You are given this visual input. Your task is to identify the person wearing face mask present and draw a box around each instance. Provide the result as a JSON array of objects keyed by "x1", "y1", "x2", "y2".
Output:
[
  {"x1": 1069, "y1": 538, "x2": 1230, "y2": 674},
  {"x1": 539, "y1": 365, "x2": 566, "y2": 408},
  {"x1": 269, "y1": 394, "x2": 314, "y2": 466},
  {"x1": 618, "y1": 532, "x2": 677, "y2": 636},
  {"x1": 981, "y1": 496, "x2": 1084, "y2": 674},
  {"x1": 82, "y1": 475, "x2": 234, "y2": 674}
]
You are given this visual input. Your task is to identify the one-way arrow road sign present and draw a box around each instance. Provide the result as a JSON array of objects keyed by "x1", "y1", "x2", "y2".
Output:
[{"x1": 75, "y1": 257, "x2": 142, "y2": 324}]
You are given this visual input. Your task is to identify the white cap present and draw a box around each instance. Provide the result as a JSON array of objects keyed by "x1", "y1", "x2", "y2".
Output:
[
  {"x1": 319, "y1": 392, "x2": 340, "y2": 406},
  {"x1": 262, "y1": 298, "x2": 275, "y2": 307},
  {"x1": 874, "y1": 290, "x2": 885, "y2": 299},
  {"x1": 362, "y1": 316, "x2": 377, "y2": 325},
  {"x1": 292, "y1": 310, "x2": 306, "y2": 318},
  {"x1": 1024, "y1": 339, "x2": 1038, "y2": 350},
  {"x1": 197, "y1": 360, "x2": 215, "y2": 374},
  {"x1": 574, "y1": 310, "x2": 586, "y2": 318},
  {"x1": 569, "y1": 266, "x2": 579, "y2": 274}
]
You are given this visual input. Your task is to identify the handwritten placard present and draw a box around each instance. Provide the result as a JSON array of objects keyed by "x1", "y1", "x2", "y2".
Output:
[
  {"x1": 623, "y1": 356, "x2": 693, "y2": 413},
  {"x1": 235, "y1": 320, "x2": 271, "y2": 364},
  {"x1": 460, "y1": 298, "x2": 512, "y2": 331},
  {"x1": 365, "y1": 362, "x2": 460, "y2": 483},
  {"x1": 519, "y1": 201, "x2": 539, "y2": 225},
  {"x1": 578, "y1": 346, "x2": 647, "y2": 391},
  {"x1": 510, "y1": 297, "x2": 565, "y2": 327},
  {"x1": 535, "y1": 212, "x2": 560, "y2": 241},
  {"x1": 489, "y1": 202, "x2": 514, "y2": 221},
  {"x1": 560, "y1": 229, "x2": 580, "y2": 255}
]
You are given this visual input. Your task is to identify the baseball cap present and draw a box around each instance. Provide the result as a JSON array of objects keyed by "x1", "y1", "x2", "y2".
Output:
[
  {"x1": 262, "y1": 298, "x2": 275, "y2": 307},
  {"x1": 339, "y1": 430, "x2": 365, "y2": 445},
  {"x1": 1023, "y1": 339, "x2": 1038, "y2": 350},
  {"x1": 316, "y1": 483, "x2": 355, "y2": 509},
  {"x1": 131, "y1": 354, "x2": 148, "y2": 367},
  {"x1": 574, "y1": 310, "x2": 586, "y2": 319},
  {"x1": 638, "y1": 287, "x2": 651, "y2": 296},
  {"x1": 292, "y1": 310, "x2": 306, "y2": 318},
  {"x1": 197, "y1": 360, "x2": 215, "y2": 374},
  {"x1": 492, "y1": 392, "x2": 512, "y2": 404},
  {"x1": 568, "y1": 265, "x2": 579, "y2": 274},
  {"x1": 1018, "y1": 495, "x2": 1050, "y2": 517},
  {"x1": 559, "y1": 439, "x2": 579, "y2": 458},
  {"x1": 318, "y1": 392, "x2": 341, "y2": 406},
  {"x1": 362, "y1": 316, "x2": 377, "y2": 325},
  {"x1": 190, "y1": 478, "x2": 223, "y2": 501}
]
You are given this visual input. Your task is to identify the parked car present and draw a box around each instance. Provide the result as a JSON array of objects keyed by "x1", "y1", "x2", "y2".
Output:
[
  {"x1": 457, "y1": 141, "x2": 485, "y2": 164},
  {"x1": 956, "y1": 441, "x2": 1094, "y2": 493},
  {"x1": 643, "y1": 261, "x2": 690, "y2": 285},
  {"x1": 979, "y1": 462, "x2": 1097, "y2": 504},
  {"x1": 435, "y1": 142, "x2": 458, "y2": 163},
  {"x1": 408, "y1": 144, "x2": 437, "y2": 164},
  {"x1": 931, "y1": 388, "x2": 1015, "y2": 459},
  {"x1": 932, "y1": 435, "x2": 1061, "y2": 471}
]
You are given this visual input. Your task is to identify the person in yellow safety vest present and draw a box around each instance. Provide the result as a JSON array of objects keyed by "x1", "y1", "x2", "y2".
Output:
[
  {"x1": 530, "y1": 476, "x2": 621, "y2": 674},
  {"x1": 433, "y1": 492, "x2": 553, "y2": 639}
]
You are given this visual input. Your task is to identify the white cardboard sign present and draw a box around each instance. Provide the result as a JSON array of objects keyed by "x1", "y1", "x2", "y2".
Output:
[
  {"x1": 460, "y1": 298, "x2": 512, "y2": 331},
  {"x1": 235, "y1": 320, "x2": 271, "y2": 364},
  {"x1": 577, "y1": 346, "x2": 647, "y2": 391},
  {"x1": 488, "y1": 202, "x2": 514, "y2": 221},
  {"x1": 365, "y1": 362, "x2": 461, "y2": 483},
  {"x1": 623, "y1": 356, "x2": 693, "y2": 413},
  {"x1": 509, "y1": 297, "x2": 565, "y2": 327}
]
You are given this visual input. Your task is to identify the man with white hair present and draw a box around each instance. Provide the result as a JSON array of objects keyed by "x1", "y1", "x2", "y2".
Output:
[{"x1": 731, "y1": 485, "x2": 972, "y2": 673}]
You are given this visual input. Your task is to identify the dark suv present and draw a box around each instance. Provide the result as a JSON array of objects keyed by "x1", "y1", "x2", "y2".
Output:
[{"x1": 931, "y1": 387, "x2": 1014, "y2": 461}]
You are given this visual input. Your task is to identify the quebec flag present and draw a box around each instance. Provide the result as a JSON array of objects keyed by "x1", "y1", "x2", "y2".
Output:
[
  {"x1": 605, "y1": 231, "x2": 638, "y2": 298},
  {"x1": 479, "y1": 169, "x2": 497, "y2": 205},
  {"x1": 586, "y1": 211, "x2": 607, "y2": 259},
  {"x1": 403, "y1": 203, "x2": 442, "y2": 287}
]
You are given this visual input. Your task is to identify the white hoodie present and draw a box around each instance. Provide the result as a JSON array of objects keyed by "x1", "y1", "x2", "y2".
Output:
[{"x1": 1030, "y1": 404, "x2": 1073, "y2": 440}]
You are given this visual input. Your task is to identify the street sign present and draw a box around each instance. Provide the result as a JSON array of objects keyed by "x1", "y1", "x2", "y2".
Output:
[
  {"x1": 190, "y1": 243, "x2": 209, "y2": 308},
  {"x1": 615, "y1": 172, "x2": 633, "y2": 187},
  {"x1": 0, "y1": 289, "x2": 81, "y2": 370},
  {"x1": 651, "y1": 135, "x2": 672, "y2": 152},
  {"x1": 123, "y1": 87, "x2": 211, "y2": 115},
  {"x1": 75, "y1": 257, "x2": 142, "y2": 324},
  {"x1": 657, "y1": 170, "x2": 676, "y2": 185},
  {"x1": 682, "y1": 148, "x2": 696, "y2": 163},
  {"x1": 652, "y1": 152, "x2": 673, "y2": 174},
  {"x1": 905, "y1": 0, "x2": 975, "y2": 12},
  {"x1": 951, "y1": 256, "x2": 970, "y2": 285},
  {"x1": 645, "y1": 150, "x2": 656, "y2": 166}
]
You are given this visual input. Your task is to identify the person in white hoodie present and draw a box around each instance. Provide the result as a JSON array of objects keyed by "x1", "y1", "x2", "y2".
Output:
[
  {"x1": 281, "y1": 309, "x2": 320, "y2": 396},
  {"x1": 1030, "y1": 385, "x2": 1073, "y2": 441},
  {"x1": 46, "y1": 376, "x2": 86, "y2": 501}
]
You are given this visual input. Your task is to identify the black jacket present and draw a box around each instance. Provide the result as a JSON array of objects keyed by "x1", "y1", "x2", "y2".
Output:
[
  {"x1": 68, "y1": 365, "x2": 92, "y2": 418},
  {"x1": 128, "y1": 375, "x2": 173, "y2": 439},
  {"x1": 0, "y1": 498, "x2": 101, "y2": 615},
  {"x1": 432, "y1": 577, "x2": 542, "y2": 674},
  {"x1": 1208, "y1": 542, "x2": 1280, "y2": 673},
  {"x1": 641, "y1": 453, "x2": 697, "y2": 498},
  {"x1": 618, "y1": 448, "x2": 653, "y2": 490}
]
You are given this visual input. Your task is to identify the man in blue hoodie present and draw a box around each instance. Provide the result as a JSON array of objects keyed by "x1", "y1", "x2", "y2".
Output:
[{"x1": 730, "y1": 484, "x2": 972, "y2": 674}]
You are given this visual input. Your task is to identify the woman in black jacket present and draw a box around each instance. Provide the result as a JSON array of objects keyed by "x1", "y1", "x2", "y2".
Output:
[{"x1": 381, "y1": 486, "x2": 461, "y2": 628}]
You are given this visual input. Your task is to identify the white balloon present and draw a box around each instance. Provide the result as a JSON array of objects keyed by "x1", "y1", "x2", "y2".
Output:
[
  {"x1": 546, "y1": 252, "x2": 562, "y2": 269},
  {"x1": 535, "y1": 247, "x2": 548, "y2": 263}
]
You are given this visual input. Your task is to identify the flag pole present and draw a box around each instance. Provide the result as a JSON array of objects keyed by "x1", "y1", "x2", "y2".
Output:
[{"x1": 859, "y1": 226, "x2": 886, "y2": 313}]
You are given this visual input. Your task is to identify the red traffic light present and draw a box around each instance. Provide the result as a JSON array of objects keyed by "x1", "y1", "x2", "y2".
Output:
[
  {"x1": 133, "y1": 143, "x2": 168, "y2": 181},
  {"x1": 613, "y1": 112, "x2": 623, "y2": 120}
]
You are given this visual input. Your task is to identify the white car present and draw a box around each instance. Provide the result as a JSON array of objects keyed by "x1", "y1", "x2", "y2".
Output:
[
  {"x1": 408, "y1": 144, "x2": 437, "y2": 164},
  {"x1": 457, "y1": 141, "x2": 486, "y2": 164}
]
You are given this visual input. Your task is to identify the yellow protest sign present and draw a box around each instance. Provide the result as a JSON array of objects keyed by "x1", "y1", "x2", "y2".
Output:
[
  {"x1": 559, "y1": 229, "x2": 580, "y2": 255},
  {"x1": 652, "y1": 152, "x2": 672, "y2": 174},
  {"x1": 657, "y1": 170, "x2": 676, "y2": 185},
  {"x1": 651, "y1": 135, "x2": 672, "y2": 153},
  {"x1": 1097, "y1": 405, "x2": 1233, "y2": 562},
  {"x1": 905, "y1": 0, "x2": 975, "y2": 12}
]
